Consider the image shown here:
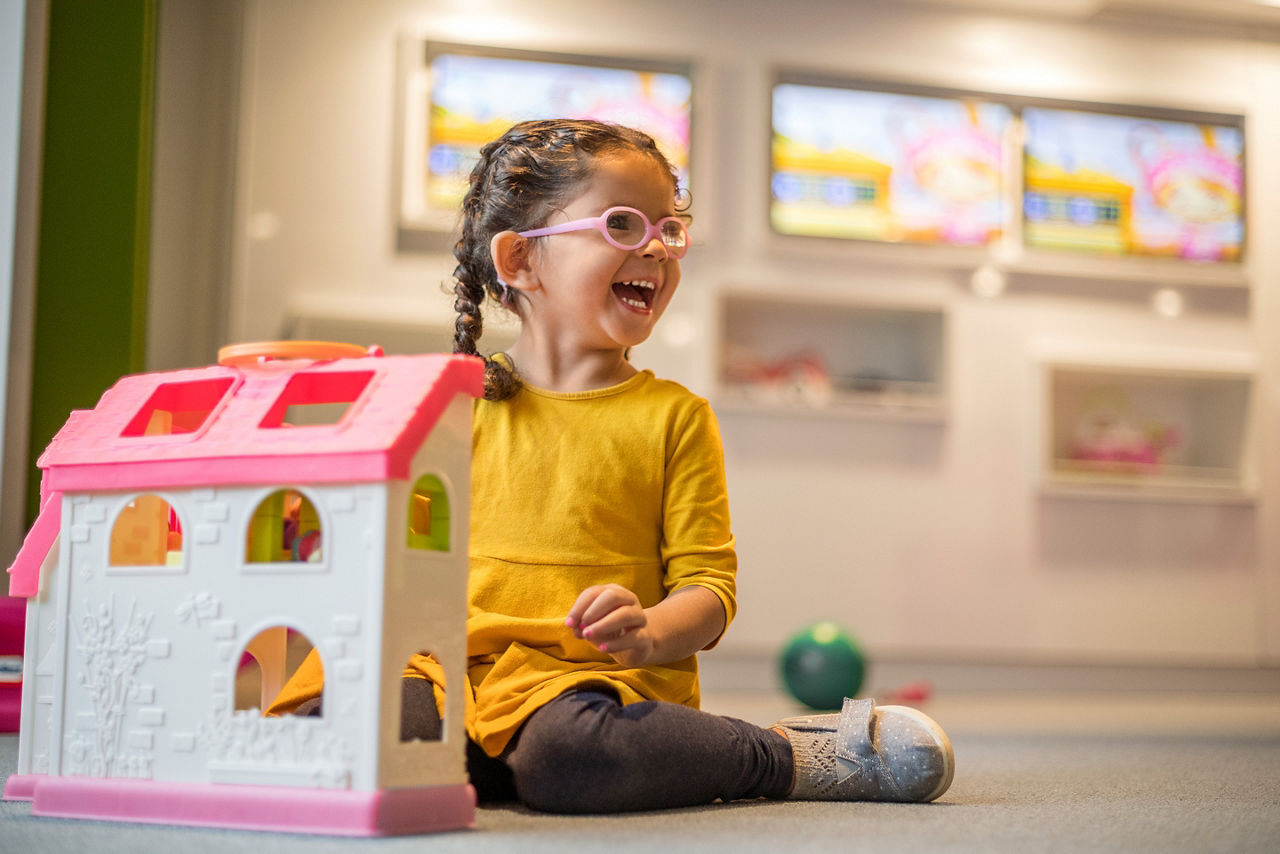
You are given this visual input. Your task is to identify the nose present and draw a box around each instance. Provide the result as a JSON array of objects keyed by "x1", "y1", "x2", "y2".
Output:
[{"x1": 640, "y1": 235, "x2": 670, "y2": 260}]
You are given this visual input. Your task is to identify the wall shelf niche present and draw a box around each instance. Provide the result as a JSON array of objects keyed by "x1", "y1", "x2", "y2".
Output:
[
  {"x1": 716, "y1": 291, "x2": 947, "y2": 421},
  {"x1": 1040, "y1": 357, "x2": 1257, "y2": 504}
]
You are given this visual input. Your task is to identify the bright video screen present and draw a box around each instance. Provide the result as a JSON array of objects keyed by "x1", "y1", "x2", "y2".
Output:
[
  {"x1": 1022, "y1": 107, "x2": 1244, "y2": 261},
  {"x1": 771, "y1": 83, "x2": 1012, "y2": 246},
  {"x1": 412, "y1": 48, "x2": 691, "y2": 220}
]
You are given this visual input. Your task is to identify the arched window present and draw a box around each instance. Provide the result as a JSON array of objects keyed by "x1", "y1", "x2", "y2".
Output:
[
  {"x1": 245, "y1": 488, "x2": 323, "y2": 564},
  {"x1": 235, "y1": 626, "x2": 321, "y2": 715},
  {"x1": 407, "y1": 475, "x2": 450, "y2": 552},
  {"x1": 110, "y1": 495, "x2": 183, "y2": 567}
]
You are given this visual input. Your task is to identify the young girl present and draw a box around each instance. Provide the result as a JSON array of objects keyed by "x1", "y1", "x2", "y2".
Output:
[{"x1": 271, "y1": 118, "x2": 953, "y2": 813}]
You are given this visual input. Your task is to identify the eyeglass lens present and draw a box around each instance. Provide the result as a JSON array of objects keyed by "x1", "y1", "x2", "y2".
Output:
[{"x1": 606, "y1": 209, "x2": 686, "y2": 253}]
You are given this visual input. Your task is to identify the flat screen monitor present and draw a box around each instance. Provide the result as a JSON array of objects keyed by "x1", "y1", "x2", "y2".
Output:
[
  {"x1": 771, "y1": 81, "x2": 1013, "y2": 246},
  {"x1": 1022, "y1": 107, "x2": 1244, "y2": 262},
  {"x1": 400, "y1": 43, "x2": 692, "y2": 231}
]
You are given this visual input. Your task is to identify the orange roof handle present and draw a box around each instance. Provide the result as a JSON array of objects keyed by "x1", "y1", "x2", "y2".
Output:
[{"x1": 217, "y1": 341, "x2": 384, "y2": 368}]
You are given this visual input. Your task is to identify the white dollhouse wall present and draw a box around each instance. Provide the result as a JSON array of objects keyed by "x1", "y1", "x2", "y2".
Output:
[
  {"x1": 378, "y1": 391, "x2": 470, "y2": 789},
  {"x1": 14, "y1": 391, "x2": 473, "y2": 792},
  {"x1": 22, "y1": 483, "x2": 380, "y2": 789},
  {"x1": 147, "y1": 0, "x2": 1280, "y2": 672}
]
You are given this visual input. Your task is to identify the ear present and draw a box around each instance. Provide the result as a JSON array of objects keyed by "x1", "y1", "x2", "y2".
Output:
[{"x1": 490, "y1": 231, "x2": 541, "y2": 293}]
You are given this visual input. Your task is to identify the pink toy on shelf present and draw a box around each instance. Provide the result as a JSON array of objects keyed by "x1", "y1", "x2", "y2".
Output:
[
  {"x1": 3, "y1": 341, "x2": 484, "y2": 836},
  {"x1": 1066, "y1": 385, "x2": 1179, "y2": 475},
  {"x1": 725, "y1": 351, "x2": 833, "y2": 407}
]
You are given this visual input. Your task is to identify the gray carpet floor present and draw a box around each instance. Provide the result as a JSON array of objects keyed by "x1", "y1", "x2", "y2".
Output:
[{"x1": 3, "y1": 692, "x2": 1279, "y2": 853}]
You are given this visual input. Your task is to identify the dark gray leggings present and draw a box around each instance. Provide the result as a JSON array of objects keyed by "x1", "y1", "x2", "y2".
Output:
[{"x1": 400, "y1": 678, "x2": 794, "y2": 813}]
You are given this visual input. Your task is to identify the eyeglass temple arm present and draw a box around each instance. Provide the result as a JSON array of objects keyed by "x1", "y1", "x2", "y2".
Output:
[{"x1": 518, "y1": 216, "x2": 598, "y2": 238}]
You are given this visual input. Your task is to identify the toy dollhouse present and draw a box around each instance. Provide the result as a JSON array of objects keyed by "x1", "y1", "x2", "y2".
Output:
[{"x1": 3, "y1": 342, "x2": 483, "y2": 835}]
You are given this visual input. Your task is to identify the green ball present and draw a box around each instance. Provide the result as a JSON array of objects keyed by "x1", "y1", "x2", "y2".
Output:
[{"x1": 780, "y1": 621, "x2": 865, "y2": 710}]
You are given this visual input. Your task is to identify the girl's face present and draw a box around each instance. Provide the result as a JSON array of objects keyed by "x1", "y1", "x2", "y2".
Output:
[{"x1": 524, "y1": 151, "x2": 683, "y2": 353}]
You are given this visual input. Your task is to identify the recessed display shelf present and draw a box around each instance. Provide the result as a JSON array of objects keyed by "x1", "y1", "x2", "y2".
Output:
[
  {"x1": 1040, "y1": 359, "x2": 1256, "y2": 503},
  {"x1": 717, "y1": 291, "x2": 947, "y2": 421}
]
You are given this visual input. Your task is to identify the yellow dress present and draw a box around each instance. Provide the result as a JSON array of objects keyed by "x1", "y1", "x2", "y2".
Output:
[{"x1": 267, "y1": 369, "x2": 737, "y2": 757}]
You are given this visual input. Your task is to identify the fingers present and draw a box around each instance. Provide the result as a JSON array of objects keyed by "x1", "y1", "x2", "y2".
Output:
[
  {"x1": 565, "y1": 584, "x2": 640, "y2": 635},
  {"x1": 582, "y1": 608, "x2": 647, "y2": 649},
  {"x1": 565, "y1": 584, "x2": 647, "y2": 651},
  {"x1": 564, "y1": 585, "x2": 604, "y2": 635}
]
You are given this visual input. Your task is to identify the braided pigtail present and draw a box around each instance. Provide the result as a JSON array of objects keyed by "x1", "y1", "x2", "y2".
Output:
[{"x1": 452, "y1": 136, "x2": 524, "y2": 401}]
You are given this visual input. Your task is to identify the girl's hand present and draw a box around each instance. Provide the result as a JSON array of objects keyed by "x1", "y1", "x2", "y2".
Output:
[{"x1": 565, "y1": 584, "x2": 655, "y2": 667}]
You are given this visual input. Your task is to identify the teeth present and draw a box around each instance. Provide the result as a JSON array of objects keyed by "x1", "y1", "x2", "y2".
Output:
[{"x1": 615, "y1": 280, "x2": 655, "y2": 310}]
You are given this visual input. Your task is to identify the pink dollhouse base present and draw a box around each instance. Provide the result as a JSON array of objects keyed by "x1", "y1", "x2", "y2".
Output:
[{"x1": 3, "y1": 774, "x2": 476, "y2": 835}]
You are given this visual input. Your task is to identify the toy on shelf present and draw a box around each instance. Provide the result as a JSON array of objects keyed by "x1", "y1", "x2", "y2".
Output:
[
  {"x1": 3, "y1": 341, "x2": 484, "y2": 836},
  {"x1": 724, "y1": 350, "x2": 833, "y2": 407},
  {"x1": 1066, "y1": 385, "x2": 1179, "y2": 474}
]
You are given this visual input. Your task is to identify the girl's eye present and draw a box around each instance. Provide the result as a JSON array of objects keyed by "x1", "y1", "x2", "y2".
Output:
[{"x1": 605, "y1": 212, "x2": 633, "y2": 233}]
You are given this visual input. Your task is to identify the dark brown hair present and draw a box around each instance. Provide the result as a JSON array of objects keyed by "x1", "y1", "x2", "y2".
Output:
[{"x1": 451, "y1": 119, "x2": 683, "y2": 400}]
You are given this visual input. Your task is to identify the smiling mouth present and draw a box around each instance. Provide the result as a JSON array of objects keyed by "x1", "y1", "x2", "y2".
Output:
[{"x1": 612, "y1": 280, "x2": 656, "y2": 311}]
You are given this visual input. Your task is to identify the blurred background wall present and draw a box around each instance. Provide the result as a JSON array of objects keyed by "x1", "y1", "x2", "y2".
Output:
[{"x1": 6, "y1": 0, "x2": 1279, "y2": 679}]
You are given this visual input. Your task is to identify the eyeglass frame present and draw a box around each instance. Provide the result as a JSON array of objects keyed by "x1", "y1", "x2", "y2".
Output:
[{"x1": 517, "y1": 206, "x2": 689, "y2": 258}]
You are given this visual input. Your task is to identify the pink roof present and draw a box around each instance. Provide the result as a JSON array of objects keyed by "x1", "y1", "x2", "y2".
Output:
[
  {"x1": 7, "y1": 491, "x2": 60, "y2": 598},
  {"x1": 38, "y1": 353, "x2": 483, "y2": 492},
  {"x1": 7, "y1": 352, "x2": 482, "y2": 600}
]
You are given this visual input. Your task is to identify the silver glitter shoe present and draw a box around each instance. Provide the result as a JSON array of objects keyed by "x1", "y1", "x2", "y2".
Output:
[{"x1": 775, "y1": 697, "x2": 954, "y2": 802}]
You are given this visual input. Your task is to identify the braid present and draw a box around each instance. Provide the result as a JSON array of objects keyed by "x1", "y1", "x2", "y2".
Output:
[
  {"x1": 450, "y1": 118, "x2": 683, "y2": 401},
  {"x1": 451, "y1": 136, "x2": 523, "y2": 400}
]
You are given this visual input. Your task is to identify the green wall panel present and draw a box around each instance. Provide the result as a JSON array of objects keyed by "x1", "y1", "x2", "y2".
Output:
[{"x1": 26, "y1": 0, "x2": 156, "y2": 523}]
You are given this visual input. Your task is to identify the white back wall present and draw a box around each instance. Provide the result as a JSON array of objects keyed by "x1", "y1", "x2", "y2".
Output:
[{"x1": 217, "y1": 0, "x2": 1280, "y2": 666}]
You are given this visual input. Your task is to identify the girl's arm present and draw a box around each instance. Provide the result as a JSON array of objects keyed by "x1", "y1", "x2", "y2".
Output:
[
  {"x1": 566, "y1": 583, "x2": 726, "y2": 668},
  {"x1": 567, "y1": 398, "x2": 736, "y2": 669}
]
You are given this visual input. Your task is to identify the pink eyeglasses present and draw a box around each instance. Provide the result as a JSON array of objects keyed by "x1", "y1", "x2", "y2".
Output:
[{"x1": 518, "y1": 206, "x2": 689, "y2": 258}]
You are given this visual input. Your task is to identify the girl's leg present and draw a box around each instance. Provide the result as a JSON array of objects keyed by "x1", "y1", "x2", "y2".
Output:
[
  {"x1": 500, "y1": 688, "x2": 793, "y2": 814},
  {"x1": 400, "y1": 677, "x2": 517, "y2": 802}
]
